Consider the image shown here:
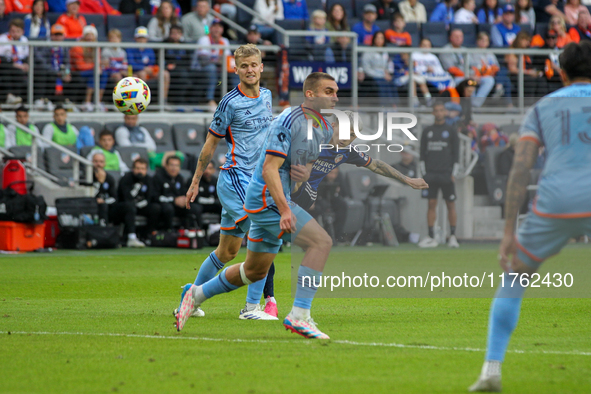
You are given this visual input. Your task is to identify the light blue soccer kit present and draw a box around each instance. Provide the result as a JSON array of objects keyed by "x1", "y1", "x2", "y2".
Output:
[
  {"x1": 485, "y1": 83, "x2": 591, "y2": 364},
  {"x1": 244, "y1": 105, "x2": 335, "y2": 254},
  {"x1": 207, "y1": 85, "x2": 274, "y2": 237}
]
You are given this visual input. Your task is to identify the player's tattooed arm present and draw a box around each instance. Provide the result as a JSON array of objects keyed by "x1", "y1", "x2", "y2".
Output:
[
  {"x1": 368, "y1": 160, "x2": 429, "y2": 189},
  {"x1": 503, "y1": 139, "x2": 539, "y2": 235},
  {"x1": 186, "y1": 133, "x2": 221, "y2": 208}
]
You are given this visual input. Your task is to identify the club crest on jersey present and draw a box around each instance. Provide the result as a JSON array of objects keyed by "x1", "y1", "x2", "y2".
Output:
[
  {"x1": 266, "y1": 101, "x2": 271, "y2": 112},
  {"x1": 278, "y1": 132, "x2": 286, "y2": 142},
  {"x1": 334, "y1": 154, "x2": 343, "y2": 164},
  {"x1": 214, "y1": 117, "x2": 222, "y2": 126}
]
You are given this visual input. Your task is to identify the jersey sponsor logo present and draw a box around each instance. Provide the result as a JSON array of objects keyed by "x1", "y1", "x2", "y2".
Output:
[{"x1": 334, "y1": 154, "x2": 343, "y2": 164}]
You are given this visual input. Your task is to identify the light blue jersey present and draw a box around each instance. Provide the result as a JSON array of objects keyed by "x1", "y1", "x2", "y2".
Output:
[
  {"x1": 519, "y1": 83, "x2": 591, "y2": 217},
  {"x1": 244, "y1": 105, "x2": 334, "y2": 213},
  {"x1": 208, "y1": 85, "x2": 274, "y2": 174}
]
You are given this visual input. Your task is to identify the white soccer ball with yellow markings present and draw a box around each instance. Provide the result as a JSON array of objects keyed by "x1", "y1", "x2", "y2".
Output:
[{"x1": 113, "y1": 77, "x2": 151, "y2": 115}]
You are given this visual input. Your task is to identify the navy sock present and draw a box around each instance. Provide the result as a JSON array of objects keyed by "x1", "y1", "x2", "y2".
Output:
[{"x1": 263, "y1": 262, "x2": 275, "y2": 298}]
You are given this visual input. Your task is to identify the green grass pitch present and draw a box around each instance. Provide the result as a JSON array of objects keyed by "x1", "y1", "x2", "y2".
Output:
[{"x1": 1, "y1": 244, "x2": 590, "y2": 393}]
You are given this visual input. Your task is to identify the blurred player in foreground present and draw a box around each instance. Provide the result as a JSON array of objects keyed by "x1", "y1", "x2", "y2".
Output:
[
  {"x1": 179, "y1": 44, "x2": 278, "y2": 320},
  {"x1": 470, "y1": 41, "x2": 591, "y2": 392},
  {"x1": 177, "y1": 72, "x2": 337, "y2": 338}
]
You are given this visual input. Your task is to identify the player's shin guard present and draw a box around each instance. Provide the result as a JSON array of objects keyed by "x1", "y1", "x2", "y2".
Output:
[
  {"x1": 201, "y1": 267, "x2": 240, "y2": 299},
  {"x1": 246, "y1": 275, "x2": 268, "y2": 304},
  {"x1": 485, "y1": 273, "x2": 526, "y2": 362},
  {"x1": 293, "y1": 265, "x2": 322, "y2": 310},
  {"x1": 195, "y1": 251, "x2": 225, "y2": 286},
  {"x1": 263, "y1": 262, "x2": 276, "y2": 299}
]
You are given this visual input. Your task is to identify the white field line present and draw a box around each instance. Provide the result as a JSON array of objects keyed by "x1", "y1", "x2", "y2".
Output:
[{"x1": 1, "y1": 331, "x2": 590, "y2": 357}]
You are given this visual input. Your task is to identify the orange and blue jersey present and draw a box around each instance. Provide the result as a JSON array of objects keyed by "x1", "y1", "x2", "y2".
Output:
[
  {"x1": 208, "y1": 85, "x2": 273, "y2": 174},
  {"x1": 519, "y1": 83, "x2": 591, "y2": 218}
]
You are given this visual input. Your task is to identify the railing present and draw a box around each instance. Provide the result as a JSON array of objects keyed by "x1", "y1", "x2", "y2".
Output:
[{"x1": 0, "y1": 113, "x2": 93, "y2": 184}]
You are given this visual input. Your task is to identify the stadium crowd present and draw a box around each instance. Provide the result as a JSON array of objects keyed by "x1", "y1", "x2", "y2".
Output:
[{"x1": 0, "y1": 0, "x2": 588, "y2": 110}]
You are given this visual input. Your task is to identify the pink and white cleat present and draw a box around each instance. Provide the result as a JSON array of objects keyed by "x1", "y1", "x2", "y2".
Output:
[
  {"x1": 264, "y1": 296, "x2": 278, "y2": 318},
  {"x1": 283, "y1": 314, "x2": 330, "y2": 339},
  {"x1": 175, "y1": 285, "x2": 196, "y2": 331}
]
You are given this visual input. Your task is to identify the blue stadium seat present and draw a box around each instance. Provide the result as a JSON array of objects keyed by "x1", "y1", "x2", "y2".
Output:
[
  {"x1": 354, "y1": 0, "x2": 372, "y2": 18},
  {"x1": 326, "y1": 0, "x2": 353, "y2": 17},
  {"x1": 478, "y1": 23, "x2": 492, "y2": 36},
  {"x1": 518, "y1": 23, "x2": 532, "y2": 36},
  {"x1": 405, "y1": 22, "x2": 421, "y2": 47},
  {"x1": 275, "y1": 19, "x2": 305, "y2": 44},
  {"x1": 236, "y1": 0, "x2": 255, "y2": 26},
  {"x1": 375, "y1": 19, "x2": 391, "y2": 32},
  {"x1": 451, "y1": 23, "x2": 477, "y2": 47},
  {"x1": 421, "y1": 22, "x2": 448, "y2": 47},
  {"x1": 82, "y1": 14, "x2": 107, "y2": 41},
  {"x1": 107, "y1": 14, "x2": 137, "y2": 42},
  {"x1": 138, "y1": 14, "x2": 152, "y2": 29},
  {"x1": 307, "y1": 0, "x2": 325, "y2": 12},
  {"x1": 9, "y1": 12, "x2": 27, "y2": 20},
  {"x1": 535, "y1": 23, "x2": 548, "y2": 36},
  {"x1": 422, "y1": 0, "x2": 439, "y2": 17},
  {"x1": 140, "y1": 122, "x2": 174, "y2": 152},
  {"x1": 172, "y1": 123, "x2": 207, "y2": 155},
  {"x1": 117, "y1": 146, "x2": 149, "y2": 169},
  {"x1": 47, "y1": 12, "x2": 61, "y2": 26}
]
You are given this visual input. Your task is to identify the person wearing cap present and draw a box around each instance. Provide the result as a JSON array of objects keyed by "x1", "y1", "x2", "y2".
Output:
[
  {"x1": 192, "y1": 18, "x2": 236, "y2": 108},
  {"x1": 253, "y1": 0, "x2": 283, "y2": 40},
  {"x1": 282, "y1": 0, "x2": 308, "y2": 20},
  {"x1": 71, "y1": 25, "x2": 108, "y2": 111},
  {"x1": 372, "y1": 0, "x2": 399, "y2": 21},
  {"x1": 56, "y1": 0, "x2": 87, "y2": 39},
  {"x1": 181, "y1": 0, "x2": 213, "y2": 42},
  {"x1": 34, "y1": 23, "x2": 72, "y2": 100},
  {"x1": 118, "y1": 0, "x2": 151, "y2": 17},
  {"x1": 569, "y1": 11, "x2": 591, "y2": 42},
  {"x1": 490, "y1": 4, "x2": 521, "y2": 47},
  {"x1": 352, "y1": 4, "x2": 380, "y2": 45},
  {"x1": 23, "y1": 0, "x2": 50, "y2": 39},
  {"x1": 429, "y1": 0, "x2": 457, "y2": 26},
  {"x1": 0, "y1": 18, "x2": 29, "y2": 105},
  {"x1": 399, "y1": 0, "x2": 427, "y2": 23}
]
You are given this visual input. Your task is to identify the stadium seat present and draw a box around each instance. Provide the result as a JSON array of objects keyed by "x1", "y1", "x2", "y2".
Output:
[
  {"x1": 483, "y1": 146, "x2": 507, "y2": 206},
  {"x1": 326, "y1": 0, "x2": 353, "y2": 16},
  {"x1": 422, "y1": 0, "x2": 439, "y2": 17},
  {"x1": 45, "y1": 146, "x2": 79, "y2": 183},
  {"x1": 375, "y1": 19, "x2": 391, "y2": 32},
  {"x1": 535, "y1": 23, "x2": 548, "y2": 36},
  {"x1": 354, "y1": 0, "x2": 372, "y2": 18},
  {"x1": 179, "y1": 169, "x2": 192, "y2": 181},
  {"x1": 212, "y1": 144, "x2": 228, "y2": 167},
  {"x1": 82, "y1": 14, "x2": 107, "y2": 41},
  {"x1": 421, "y1": 22, "x2": 448, "y2": 47},
  {"x1": 71, "y1": 121, "x2": 104, "y2": 143},
  {"x1": 47, "y1": 12, "x2": 60, "y2": 25},
  {"x1": 35, "y1": 121, "x2": 48, "y2": 133},
  {"x1": 285, "y1": 35, "x2": 311, "y2": 60},
  {"x1": 276, "y1": 19, "x2": 305, "y2": 30},
  {"x1": 236, "y1": 0, "x2": 255, "y2": 26},
  {"x1": 106, "y1": 170, "x2": 122, "y2": 190},
  {"x1": 9, "y1": 12, "x2": 27, "y2": 20},
  {"x1": 172, "y1": 123, "x2": 207, "y2": 156},
  {"x1": 405, "y1": 22, "x2": 420, "y2": 45},
  {"x1": 107, "y1": 14, "x2": 137, "y2": 42},
  {"x1": 307, "y1": 0, "x2": 325, "y2": 12},
  {"x1": 8, "y1": 146, "x2": 46, "y2": 172},
  {"x1": 518, "y1": 23, "x2": 532, "y2": 36},
  {"x1": 80, "y1": 146, "x2": 94, "y2": 158},
  {"x1": 478, "y1": 23, "x2": 492, "y2": 36},
  {"x1": 117, "y1": 146, "x2": 149, "y2": 169},
  {"x1": 140, "y1": 122, "x2": 174, "y2": 152},
  {"x1": 104, "y1": 121, "x2": 122, "y2": 134},
  {"x1": 451, "y1": 23, "x2": 477, "y2": 47},
  {"x1": 138, "y1": 14, "x2": 152, "y2": 29},
  {"x1": 499, "y1": 123, "x2": 520, "y2": 136}
]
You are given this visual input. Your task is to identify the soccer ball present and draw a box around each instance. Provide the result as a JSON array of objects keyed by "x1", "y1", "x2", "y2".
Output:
[{"x1": 113, "y1": 77, "x2": 151, "y2": 115}]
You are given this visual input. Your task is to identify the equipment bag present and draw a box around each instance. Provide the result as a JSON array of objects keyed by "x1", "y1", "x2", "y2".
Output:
[
  {"x1": 55, "y1": 197, "x2": 99, "y2": 228},
  {"x1": 56, "y1": 225, "x2": 120, "y2": 249}
]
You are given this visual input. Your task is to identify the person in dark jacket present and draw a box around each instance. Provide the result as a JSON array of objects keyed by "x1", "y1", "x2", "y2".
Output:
[
  {"x1": 165, "y1": 24, "x2": 192, "y2": 103},
  {"x1": 118, "y1": 157, "x2": 161, "y2": 234},
  {"x1": 419, "y1": 101, "x2": 460, "y2": 248},
  {"x1": 154, "y1": 155, "x2": 202, "y2": 229},
  {"x1": 195, "y1": 160, "x2": 222, "y2": 215},
  {"x1": 91, "y1": 151, "x2": 145, "y2": 247}
]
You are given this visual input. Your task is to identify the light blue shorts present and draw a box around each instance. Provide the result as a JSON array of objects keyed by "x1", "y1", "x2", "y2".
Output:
[
  {"x1": 247, "y1": 202, "x2": 313, "y2": 254},
  {"x1": 217, "y1": 168, "x2": 252, "y2": 238},
  {"x1": 516, "y1": 212, "x2": 591, "y2": 268}
]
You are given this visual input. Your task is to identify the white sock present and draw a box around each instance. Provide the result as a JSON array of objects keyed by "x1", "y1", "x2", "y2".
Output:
[
  {"x1": 128, "y1": 233, "x2": 137, "y2": 240},
  {"x1": 481, "y1": 360, "x2": 502, "y2": 377},
  {"x1": 291, "y1": 306, "x2": 310, "y2": 320},
  {"x1": 246, "y1": 302, "x2": 259, "y2": 311},
  {"x1": 266, "y1": 296, "x2": 277, "y2": 305},
  {"x1": 191, "y1": 285, "x2": 207, "y2": 306}
]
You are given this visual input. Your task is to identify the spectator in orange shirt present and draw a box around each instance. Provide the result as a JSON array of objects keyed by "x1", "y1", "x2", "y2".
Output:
[
  {"x1": 385, "y1": 13, "x2": 412, "y2": 47},
  {"x1": 70, "y1": 25, "x2": 108, "y2": 111},
  {"x1": 548, "y1": 15, "x2": 574, "y2": 47},
  {"x1": 57, "y1": 0, "x2": 87, "y2": 39},
  {"x1": 80, "y1": 0, "x2": 121, "y2": 15},
  {"x1": 5, "y1": 0, "x2": 35, "y2": 13},
  {"x1": 569, "y1": 12, "x2": 591, "y2": 42}
]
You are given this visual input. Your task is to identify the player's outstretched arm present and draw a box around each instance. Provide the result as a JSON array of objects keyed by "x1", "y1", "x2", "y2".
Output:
[
  {"x1": 367, "y1": 159, "x2": 429, "y2": 189},
  {"x1": 498, "y1": 139, "x2": 539, "y2": 270},
  {"x1": 263, "y1": 155, "x2": 296, "y2": 233},
  {"x1": 186, "y1": 133, "x2": 221, "y2": 208}
]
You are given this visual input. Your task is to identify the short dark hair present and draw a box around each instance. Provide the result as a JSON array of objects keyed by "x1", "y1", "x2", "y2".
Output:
[
  {"x1": 54, "y1": 105, "x2": 66, "y2": 113},
  {"x1": 9, "y1": 18, "x2": 25, "y2": 30},
  {"x1": 133, "y1": 157, "x2": 149, "y2": 168},
  {"x1": 99, "y1": 130, "x2": 114, "y2": 139},
  {"x1": 392, "y1": 12, "x2": 404, "y2": 21},
  {"x1": 165, "y1": 155, "x2": 181, "y2": 165},
  {"x1": 169, "y1": 24, "x2": 183, "y2": 33},
  {"x1": 303, "y1": 72, "x2": 336, "y2": 95},
  {"x1": 15, "y1": 106, "x2": 28, "y2": 114},
  {"x1": 559, "y1": 41, "x2": 591, "y2": 81},
  {"x1": 432, "y1": 100, "x2": 446, "y2": 109}
]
